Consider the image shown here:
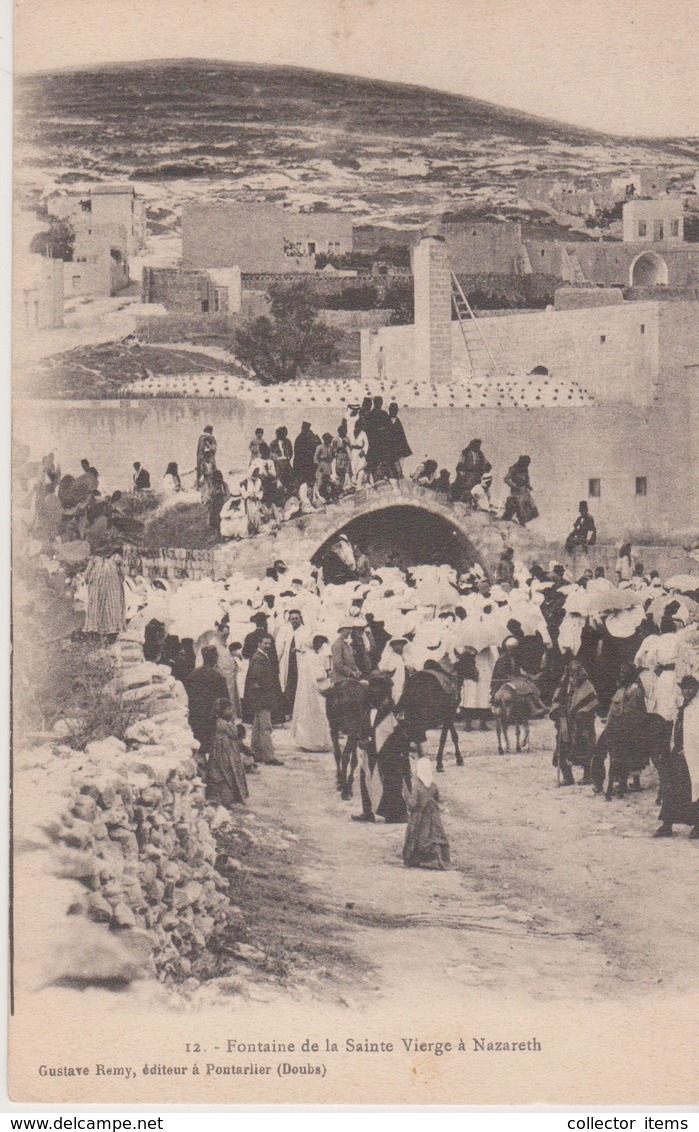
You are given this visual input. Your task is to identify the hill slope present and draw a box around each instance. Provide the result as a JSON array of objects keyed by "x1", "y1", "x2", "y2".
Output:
[{"x1": 15, "y1": 60, "x2": 699, "y2": 228}]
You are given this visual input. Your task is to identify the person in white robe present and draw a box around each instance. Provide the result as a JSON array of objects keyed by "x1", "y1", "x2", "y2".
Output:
[
  {"x1": 291, "y1": 635, "x2": 333, "y2": 752},
  {"x1": 378, "y1": 638, "x2": 408, "y2": 704},
  {"x1": 275, "y1": 609, "x2": 311, "y2": 718},
  {"x1": 219, "y1": 486, "x2": 248, "y2": 540}
]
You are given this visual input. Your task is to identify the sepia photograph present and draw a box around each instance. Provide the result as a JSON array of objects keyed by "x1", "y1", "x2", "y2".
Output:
[{"x1": 8, "y1": 0, "x2": 699, "y2": 1107}]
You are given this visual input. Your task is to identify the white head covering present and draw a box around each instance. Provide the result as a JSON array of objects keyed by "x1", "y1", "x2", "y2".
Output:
[{"x1": 416, "y1": 757, "x2": 434, "y2": 788}]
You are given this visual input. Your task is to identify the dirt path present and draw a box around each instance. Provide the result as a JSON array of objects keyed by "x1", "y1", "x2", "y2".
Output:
[{"x1": 250, "y1": 719, "x2": 699, "y2": 1010}]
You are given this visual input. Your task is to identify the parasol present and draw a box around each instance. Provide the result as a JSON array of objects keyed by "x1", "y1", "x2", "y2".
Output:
[{"x1": 665, "y1": 575, "x2": 699, "y2": 595}]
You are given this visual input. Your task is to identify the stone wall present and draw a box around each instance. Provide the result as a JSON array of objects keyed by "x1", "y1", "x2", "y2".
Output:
[
  {"x1": 13, "y1": 632, "x2": 231, "y2": 1003},
  {"x1": 123, "y1": 546, "x2": 214, "y2": 581}
]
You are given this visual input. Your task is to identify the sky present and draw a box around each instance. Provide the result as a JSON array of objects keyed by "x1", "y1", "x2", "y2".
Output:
[{"x1": 13, "y1": 0, "x2": 699, "y2": 136}]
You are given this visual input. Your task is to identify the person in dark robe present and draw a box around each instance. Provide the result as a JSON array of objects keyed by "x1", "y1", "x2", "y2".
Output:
[
  {"x1": 196, "y1": 425, "x2": 216, "y2": 488},
  {"x1": 565, "y1": 501, "x2": 597, "y2": 552},
  {"x1": 206, "y1": 699, "x2": 249, "y2": 807},
  {"x1": 158, "y1": 634, "x2": 182, "y2": 675},
  {"x1": 143, "y1": 618, "x2": 166, "y2": 662},
  {"x1": 385, "y1": 402, "x2": 412, "y2": 478},
  {"x1": 185, "y1": 645, "x2": 229, "y2": 759},
  {"x1": 490, "y1": 637, "x2": 520, "y2": 700},
  {"x1": 550, "y1": 654, "x2": 599, "y2": 785},
  {"x1": 208, "y1": 469, "x2": 228, "y2": 536},
  {"x1": 293, "y1": 421, "x2": 321, "y2": 488},
  {"x1": 507, "y1": 618, "x2": 546, "y2": 676},
  {"x1": 592, "y1": 662, "x2": 648, "y2": 798},
  {"x1": 452, "y1": 439, "x2": 488, "y2": 502},
  {"x1": 403, "y1": 757, "x2": 450, "y2": 868},
  {"x1": 502, "y1": 455, "x2": 538, "y2": 525},
  {"x1": 364, "y1": 396, "x2": 392, "y2": 479},
  {"x1": 655, "y1": 675, "x2": 699, "y2": 838},
  {"x1": 243, "y1": 634, "x2": 284, "y2": 765},
  {"x1": 365, "y1": 613, "x2": 389, "y2": 666},
  {"x1": 353, "y1": 673, "x2": 411, "y2": 824},
  {"x1": 495, "y1": 548, "x2": 516, "y2": 587},
  {"x1": 171, "y1": 638, "x2": 197, "y2": 686},
  {"x1": 270, "y1": 425, "x2": 294, "y2": 490},
  {"x1": 132, "y1": 462, "x2": 151, "y2": 491}
]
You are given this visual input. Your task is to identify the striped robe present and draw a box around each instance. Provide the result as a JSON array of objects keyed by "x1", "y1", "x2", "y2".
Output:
[{"x1": 83, "y1": 555, "x2": 126, "y2": 635}]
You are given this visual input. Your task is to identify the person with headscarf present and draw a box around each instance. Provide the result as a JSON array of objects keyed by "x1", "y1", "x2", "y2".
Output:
[
  {"x1": 219, "y1": 479, "x2": 248, "y2": 540},
  {"x1": 352, "y1": 672, "x2": 411, "y2": 825},
  {"x1": 162, "y1": 462, "x2": 182, "y2": 494},
  {"x1": 322, "y1": 535, "x2": 357, "y2": 585},
  {"x1": 490, "y1": 636, "x2": 520, "y2": 700},
  {"x1": 291, "y1": 634, "x2": 333, "y2": 752},
  {"x1": 241, "y1": 469, "x2": 263, "y2": 535},
  {"x1": 615, "y1": 543, "x2": 634, "y2": 582},
  {"x1": 654, "y1": 675, "x2": 699, "y2": 838},
  {"x1": 83, "y1": 548, "x2": 126, "y2": 641},
  {"x1": 502, "y1": 455, "x2": 538, "y2": 525},
  {"x1": 206, "y1": 698, "x2": 249, "y2": 808},
  {"x1": 402, "y1": 757, "x2": 450, "y2": 869},
  {"x1": 412, "y1": 459, "x2": 438, "y2": 487},
  {"x1": 378, "y1": 637, "x2": 408, "y2": 704},
  {"x1": 293, "y1": 421, "x2": 321, "y2": 488},
  {"x1": 471, "y1": 472, "x2": 497, "y2": 516},
  {"x1": 550, "y1": 653, "x2": 599, "y2": 785}
]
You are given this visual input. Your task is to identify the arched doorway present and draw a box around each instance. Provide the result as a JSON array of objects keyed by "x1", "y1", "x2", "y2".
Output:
[
  {"x1": 630, "y1": 252, "x2": 668, "y2": 287},
  {"x1": 311, "y1": 505, "x2": 484, "y2": 573}
]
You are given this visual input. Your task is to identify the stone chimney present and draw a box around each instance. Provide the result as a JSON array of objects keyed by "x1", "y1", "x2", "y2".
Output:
[{"x1": 414, "y1": 234, "x2": 452, "y2": 385}]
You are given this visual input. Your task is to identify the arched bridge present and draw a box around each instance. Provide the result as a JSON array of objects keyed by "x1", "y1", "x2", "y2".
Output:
[{"x1": 213, "y1": 479, "x2": 552, "y2": 580}]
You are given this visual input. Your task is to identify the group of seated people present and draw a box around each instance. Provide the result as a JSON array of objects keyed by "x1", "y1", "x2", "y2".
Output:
[{"x1": 411, "y1": 440, "x2": 539, "y2": 526}]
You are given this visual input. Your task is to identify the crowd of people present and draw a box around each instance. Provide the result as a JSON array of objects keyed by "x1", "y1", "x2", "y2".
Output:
[
  {"x1": 186, "y1": 416, "x2": 540, "y2": 539},
  {"x1": 73, "y1": 536, "x2": 699, "y2": 856}
]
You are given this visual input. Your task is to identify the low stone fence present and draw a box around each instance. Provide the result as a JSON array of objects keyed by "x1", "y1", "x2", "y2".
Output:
[{"x1": 123, "y1": 545, "x2": 214, "y2": 581}]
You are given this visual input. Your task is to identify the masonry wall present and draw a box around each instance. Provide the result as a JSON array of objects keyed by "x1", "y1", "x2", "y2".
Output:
[
  {"x1": 438, "y1": 221, "x2": 524, "y2": 275},
  {"x1": 364, "y1": 299, "x2": 664, "y2": 404},
  {"x1": 183, "y1": 203, "x2": 353, "y2": 272}
]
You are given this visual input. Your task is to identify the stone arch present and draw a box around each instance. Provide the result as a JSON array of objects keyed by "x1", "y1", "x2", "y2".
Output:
[
  {"x1": 213, "y1": 480, "x2": 552, "y2": 581},
  {"x1": 630, "y1": 251, "x2": 668, "y2": 287},
  {"x1": 311, "y1": 504, "x2": 487, "y2": 574}
]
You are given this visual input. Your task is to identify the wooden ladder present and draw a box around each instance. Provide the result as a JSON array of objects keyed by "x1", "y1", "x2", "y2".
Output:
[{"x1": 450, "y1": 272, "x2": 500, "y2": 380}]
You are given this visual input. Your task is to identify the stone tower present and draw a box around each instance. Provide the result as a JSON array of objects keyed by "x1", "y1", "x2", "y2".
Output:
[{"x1": 414, "y1": 234, "x2": 452, "y2": 385}]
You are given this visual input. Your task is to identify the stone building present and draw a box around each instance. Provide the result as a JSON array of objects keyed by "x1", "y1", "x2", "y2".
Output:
[
  {"x1": 142, "y1": 266, "x2": 242, "y2": 313},
  {"x1": 622, "y1": 198, "x2": 684, "y2": 244},
  {"x1": 68, "y1": 224, "x2": 130, "y2": 297},
  {"x1": 358, "y1": 235, "x2": 699, "y2": 539},
  {"x1": 46, "y1": 184, "x2": 146, "y2": 259},
  {"x1": 182, "y1": 202, "x2": 353, "y2": 273},
  {"x1": 15, "y1": 253, "x2": 64, "y2": 332}
]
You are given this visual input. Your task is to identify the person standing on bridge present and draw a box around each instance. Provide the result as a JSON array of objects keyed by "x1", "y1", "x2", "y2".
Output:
[
  {"x1": 385, "y1": 403, "x2": 412, "y2": 479},
  {"x1": 293, "y1": 421, "x2": 320, "y2": 488}
]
